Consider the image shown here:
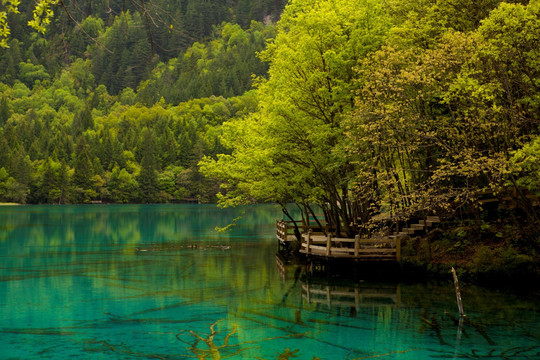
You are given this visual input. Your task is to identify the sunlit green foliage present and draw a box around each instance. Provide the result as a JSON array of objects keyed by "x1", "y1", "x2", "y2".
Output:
[
  {"x1": 512, "y1": 135, "x2": 540, "y2": 192},
  {"x1": 201, "y1": 0, "x2": 392, "y2": 236},
  {"x1": 0, "y1": 0, "x2": 20, "y2": 48},
  {"x1": 27, "y1": 0, "x2": 58, "y2": 34}
]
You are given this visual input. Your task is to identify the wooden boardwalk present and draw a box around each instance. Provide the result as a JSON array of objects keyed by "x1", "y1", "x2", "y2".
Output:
[
  {"x1": 276, "y1": 217, "x2": 442, "y2": 262},
  {"x1": 300, "y1": 232, "x2": 400, "y2": 261},
  {"x1": 276, "y1": 187, "x2": 539, "y2": 263}
]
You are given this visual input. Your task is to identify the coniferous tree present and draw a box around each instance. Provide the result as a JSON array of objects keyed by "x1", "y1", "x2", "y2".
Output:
[
  {"x1": 71, "y1": 104, "x2": 94, "y2": 136},
  {"x1": 73, "y1": 136, "x2": 96, "y2": 202},
  {"x1": 138, "y1": 128, "x2": 159, "y2": 202},
  {"x1": 56, "y1": 162, "x2": 71, "y2": 204},
  {"x1": 0, "y1": 96, "x2": 10, "y2": 127},
  {"x1": 33, "y1": 159, "x2": 57, "y2": 203}
]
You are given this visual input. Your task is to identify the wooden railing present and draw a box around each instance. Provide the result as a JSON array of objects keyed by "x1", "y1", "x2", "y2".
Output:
[
  {"x1": 300, "y1": 231, "x2": 400, "y2": 261},
  {"x1": 276, "y1": 220, "x2": 326, "y2": 244},
  {"x1": 276, "y1": 219, "x2": 296, "y2": 243}
]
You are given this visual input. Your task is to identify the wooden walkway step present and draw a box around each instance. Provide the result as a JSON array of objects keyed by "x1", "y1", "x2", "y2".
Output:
[{"x1": 397, "y1": 215, "x2": 441, "y2": 238}]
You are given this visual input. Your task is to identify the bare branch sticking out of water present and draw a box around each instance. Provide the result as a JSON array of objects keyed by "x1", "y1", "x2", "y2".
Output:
[{"x1": 215, "y1": 212, "x2": 245, "y2": 233}]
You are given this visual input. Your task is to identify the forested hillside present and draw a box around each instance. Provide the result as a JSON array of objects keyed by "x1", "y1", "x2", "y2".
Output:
[{"x1": 0, "y1": 0, "x2": 282, "y2": 203}]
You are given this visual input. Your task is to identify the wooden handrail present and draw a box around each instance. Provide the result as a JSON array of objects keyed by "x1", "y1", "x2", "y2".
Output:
[{"x1": 300, "y1": 232, "x2": 400, "y2": 261}]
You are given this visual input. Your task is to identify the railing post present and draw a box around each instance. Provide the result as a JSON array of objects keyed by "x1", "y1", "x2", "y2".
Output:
[
  {"x1": 396, "y1": 236, "x2": 401, "y2": 262},
  {"x1": 326, "y1": 234, "x2": 331, "y2": 256},
  {"x1": 354, "y1": 235, "x2": 360, "y2": 258},
  {"x1": 307, "y1": 229, "x2": 312, "y2": 254}
]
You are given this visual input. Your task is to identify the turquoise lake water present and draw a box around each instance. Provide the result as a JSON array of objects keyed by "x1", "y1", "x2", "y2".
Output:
[{"x1": 0, "y1": 204, "x2": 539, "y2": 359}]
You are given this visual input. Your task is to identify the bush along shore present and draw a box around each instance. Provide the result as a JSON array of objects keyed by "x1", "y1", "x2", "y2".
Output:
[{"x1": 400, "y1": 222, "x2": 540, "y2": 290}]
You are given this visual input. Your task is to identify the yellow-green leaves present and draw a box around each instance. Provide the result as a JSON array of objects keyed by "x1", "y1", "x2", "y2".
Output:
[
  {"x1": 0, "y1": 0, "x2": 20, "y2": 47},
  {"x1": 511, "y1": 136, "x2": 540, "y2": 192},
  {"x1": 27, "y1": 0, "x2": 59, "y2": 34},
  {"x1": 347, "y1": 0, "x2": 540, "y2": 222},
  {"x1": 1, "y1": 0, "x2": 59, "y2": 47},
  {"x1": 201, "y1": 0, "x2": 392, "y2": 236}
]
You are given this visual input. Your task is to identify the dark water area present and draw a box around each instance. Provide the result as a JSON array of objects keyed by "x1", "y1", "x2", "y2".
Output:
[{"x1": 0, "y1": 204, "x2": 538, "y2": 359}]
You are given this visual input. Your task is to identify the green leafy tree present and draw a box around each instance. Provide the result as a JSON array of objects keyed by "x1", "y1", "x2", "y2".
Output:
[
  {"x1": 107, "y1": 166, "x2": 138, "y2": 203},
  {"x1": 68, "y1": 15, "x2": 104, "y2": 57},
  {"x1": 0, "y1": 155, "x2": 30, "y2": 204},
  {"x1": 0, "y1": 0, "x2": 21, "y2": 48},
  {"x1": 137, "y1": 22, "x2": 275, "y2": 105},
  {"x1": 32, "y1": 158, "x2": 57, "y2": 203},
  {"x1": 91, "y1": 12, "x2": 155, "y2": 95},
  {"x1": 71, "y1": 103, "x2": 94, "y2": 136},
  {"x1": 18, "y1": 61, "x2": 50, "y2": 88},
  {"x1": 53, "y1": 161, "x2": 71, "y2": 204},
  {"x1": 0, "y1": 95, "x2": 10, "y2": 126},
  {"x1": 344, "y1": 0, "x2": 540, "y2": 238},
  {"x1": 10, "y1": 147, "x2": 32, "y2": 190},
  {"x1": 201, "y1": 0, "x2": 391, "y2": 236},
  {"x1": 0, "y1": 167, "x2": 11, "y2": 200}
]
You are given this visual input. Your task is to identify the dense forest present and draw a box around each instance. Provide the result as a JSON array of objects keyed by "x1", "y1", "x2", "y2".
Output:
[
  {"x1": 1, "y1": 0, "x2": 540, "y2": 250},
  {"x1": 0, "y1": 0, "x2": 282, "y2": 203}
]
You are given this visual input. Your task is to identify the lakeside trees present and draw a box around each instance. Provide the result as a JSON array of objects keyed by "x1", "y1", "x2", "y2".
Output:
[
  {"x1": 201, "y1": 0, "x2": 392, "y2": 237},
  {"x1": 0, "y1": 81, "x2": 259, "y2": 203},
  {"x1": 347, "y1": 0, "x2": 540, "y2": 235},
  {"x1": 200, "y1": 0, "x2": 540, "y2": 240}
]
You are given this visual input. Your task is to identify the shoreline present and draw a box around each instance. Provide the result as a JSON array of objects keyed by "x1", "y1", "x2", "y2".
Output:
[{"x1": 288, "y1": 254, "x2": 540, "y2": 295}]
